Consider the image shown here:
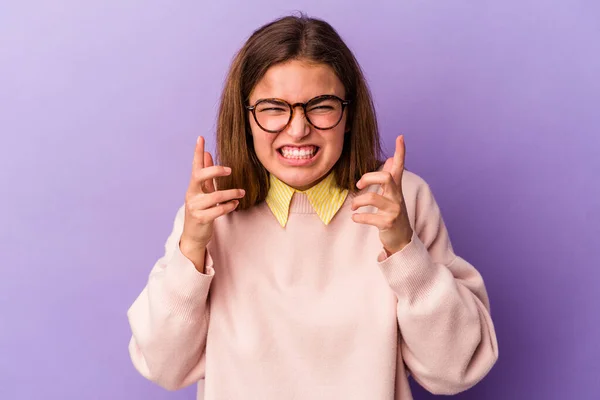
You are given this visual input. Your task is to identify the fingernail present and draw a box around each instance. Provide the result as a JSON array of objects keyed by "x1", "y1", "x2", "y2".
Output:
[
  {"x1": 224, "y1": 167, "x2": 232, "y2": 173},
  {"x1": 197, "y1": 136, "x2": 201, "y2": 144},
  {"x1": 240, "y1": 189, "x2": 246, "y2": 195}
]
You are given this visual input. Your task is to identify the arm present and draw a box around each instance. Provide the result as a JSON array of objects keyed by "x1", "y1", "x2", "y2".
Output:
[
  {"x1": 378, "y1": 180, "x2": 498, "y2": 395},
  {"x1": 127, "y1": 205, "x2": 214, "y2": 391}
]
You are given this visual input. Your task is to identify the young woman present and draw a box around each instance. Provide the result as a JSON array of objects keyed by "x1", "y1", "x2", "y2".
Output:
[{"x1": 127, "y1": 14, "x2": 498, "y2": 400}]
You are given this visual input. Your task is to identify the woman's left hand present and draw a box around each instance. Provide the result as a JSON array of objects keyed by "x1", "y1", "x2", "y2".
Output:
[{"x1": 351, "y1": 135, "x2": 413, "y2": 256}]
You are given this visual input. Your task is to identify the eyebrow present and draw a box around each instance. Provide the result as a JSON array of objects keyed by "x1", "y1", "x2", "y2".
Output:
[
  {"x1": 252, "y1": 94, "x2": 341, "y2": 104},
  {"x1": 254, "y1": 98, "x2": 288, "y2": 104}
]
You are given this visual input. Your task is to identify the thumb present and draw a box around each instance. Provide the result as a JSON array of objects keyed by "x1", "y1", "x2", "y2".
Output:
[
  {"x1": 203, "y1": 151, "x2": 216, "y2": 192},
  {"x1": 204, "y1": 151, "x2": 214, "y2": 167},
  {"x1": 377, "y1": 158, "x2": 394, "y2": 195},
  {"x1": 382, "y1": 157, "x2": 393, "y2": 172}
]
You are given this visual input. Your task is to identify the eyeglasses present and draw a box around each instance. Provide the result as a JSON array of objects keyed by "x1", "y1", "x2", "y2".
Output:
[{"x1": 245, "y1": 95, "x2": 350, "y2": 134}]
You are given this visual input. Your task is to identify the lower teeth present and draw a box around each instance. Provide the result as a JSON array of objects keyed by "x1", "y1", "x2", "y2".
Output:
[
  {"x1": 280, "y1": 149, "x2": 317, "y2": 159},
  {"x1": 284, "y1": 154, "x2": 313, "y2": 159}
]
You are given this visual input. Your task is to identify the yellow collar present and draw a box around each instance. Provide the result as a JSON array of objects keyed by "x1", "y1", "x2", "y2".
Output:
[{"x1": 265, "y1": 172, "x2": 349, "y2": 228}]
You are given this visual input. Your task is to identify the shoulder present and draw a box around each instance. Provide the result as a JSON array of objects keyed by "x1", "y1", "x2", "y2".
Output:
[
  {"x1": 402, "y1": 169, "x2": 429, "y2": 191},
  {"x1": 402, "y1": 169, "x2": 439, "y2": 214}
]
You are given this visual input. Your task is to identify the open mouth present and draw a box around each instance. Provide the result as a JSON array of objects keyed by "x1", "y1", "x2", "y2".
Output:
[{"x1": 277, "y1": 145, "x2": 320, "y2": 160}]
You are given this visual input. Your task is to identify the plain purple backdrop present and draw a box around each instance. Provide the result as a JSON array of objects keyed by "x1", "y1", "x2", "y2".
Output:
[{"x1": 1, "y1": 1, "x2": 599, "y2": 399}]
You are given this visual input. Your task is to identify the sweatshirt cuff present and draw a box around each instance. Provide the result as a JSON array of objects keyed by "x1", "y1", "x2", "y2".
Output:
[
  {"x1": 377, "y1": 231, "x2": 439, "y2": 300},
  {"x1": 161, "y1": 243, "x2": 215, "y2": 319}
]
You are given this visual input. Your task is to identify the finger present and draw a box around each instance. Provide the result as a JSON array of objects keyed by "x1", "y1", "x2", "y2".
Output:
[
  {"x1": 193, "y1": 136, "x2": 205, "y2": 171},
  {"x1": 391, "y1": 135, "x2": 406, "y2": 184},
  {"x1": 351, "y1": 212, "x2": 394, "y2": 231},
  {"x1": 188, "y1": 189, "x2": 246, "y2": 210},
  {"x1": 189, "y1": 165, "x2": 231, "y2": 194},
  {"x1": 190, "y1": 136, "x2": 206, "y2": 192},
  {"x1": 190, "y1": 200, "x2": 240, "y2": 224},
  {"x1": 203, "y1": 151, "x2": 216, "y2": 193},
  {"x1": 350, "y1": 192, "x2": 398, "y2": 212},
  {"x1": 356, "y1": 171, "x2": 396, "y2": 191}
]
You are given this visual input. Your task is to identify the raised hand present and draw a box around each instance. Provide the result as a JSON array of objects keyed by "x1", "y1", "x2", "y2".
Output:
[
  {"x1": 351, "y1": 135, "x2": 413, "y2": 256},
  {"x1": 180, "y1": 136, "x2": 246, "y2": 266}
]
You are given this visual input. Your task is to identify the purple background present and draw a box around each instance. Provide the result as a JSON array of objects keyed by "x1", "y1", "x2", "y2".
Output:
[{"x1": 1, "y1": 1, "x2": 599, "y2": 399}]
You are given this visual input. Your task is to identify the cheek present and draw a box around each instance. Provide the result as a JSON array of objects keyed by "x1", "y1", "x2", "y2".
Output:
[
  {"x1": 334, "y1": 115, "x2": 350, "y2": 149},
  {"x1": 249, "y1": 124, "x2": 276, "y2": 155},
  {"x1": 327, "y1": 127, "x2": 346, "y2": 155}
]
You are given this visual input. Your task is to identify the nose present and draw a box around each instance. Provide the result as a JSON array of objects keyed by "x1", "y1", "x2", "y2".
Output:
[{"x1": 286, "y1": 106, "x2": 310, "y2": 139}]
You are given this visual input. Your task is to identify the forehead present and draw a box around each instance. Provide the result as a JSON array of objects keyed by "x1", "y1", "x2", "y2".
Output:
[{"x1": 249, "y1": 60, "x2": 345, "y2": 103}]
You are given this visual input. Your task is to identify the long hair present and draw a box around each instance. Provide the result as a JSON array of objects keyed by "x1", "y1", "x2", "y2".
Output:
[{"x1": 216, "y1": 14, "x2": 383, "y2": 210}]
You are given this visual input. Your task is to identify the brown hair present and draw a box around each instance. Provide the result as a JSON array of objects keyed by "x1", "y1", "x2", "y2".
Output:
[{"x1": 216, "y1": 13, "x2": 383, "y2": 210}]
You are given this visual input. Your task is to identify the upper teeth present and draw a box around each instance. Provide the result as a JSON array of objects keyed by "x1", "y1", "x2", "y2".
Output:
[{"x1": 281, "y1": 146, "x2": 317, "y2": 157}]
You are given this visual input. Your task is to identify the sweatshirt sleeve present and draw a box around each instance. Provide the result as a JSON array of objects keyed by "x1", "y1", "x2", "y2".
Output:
[
  {"x1": 377, "y1": 179, "x2": 498, "y2": 395},
  {"x1": 127, "y1": 205, "x2": 214, "y2": 391}
]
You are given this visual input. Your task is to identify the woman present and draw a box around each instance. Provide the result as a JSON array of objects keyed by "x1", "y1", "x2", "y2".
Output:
[{"x1": 127, "y1": 14, "x2": 498, "y2": 400}]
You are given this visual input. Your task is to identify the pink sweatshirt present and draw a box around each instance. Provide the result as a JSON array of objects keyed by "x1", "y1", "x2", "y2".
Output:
[{"x1": 127, "y1": 170, "x2": 498, "y2": 399}]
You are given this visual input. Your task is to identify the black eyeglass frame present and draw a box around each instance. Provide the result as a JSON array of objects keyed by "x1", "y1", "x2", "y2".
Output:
[{"x1": 245, "y1": 94, "x2": 351, "y2": 134}]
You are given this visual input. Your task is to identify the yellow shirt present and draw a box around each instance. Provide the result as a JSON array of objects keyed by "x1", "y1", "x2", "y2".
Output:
[{"x1": 265, "y1": 172, "x2": 349, "y2": 228}]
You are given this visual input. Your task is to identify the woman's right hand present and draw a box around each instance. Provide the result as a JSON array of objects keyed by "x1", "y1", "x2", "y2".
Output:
[{"x1": 180, "y1": 136, "x2": 245, "y2": 267}]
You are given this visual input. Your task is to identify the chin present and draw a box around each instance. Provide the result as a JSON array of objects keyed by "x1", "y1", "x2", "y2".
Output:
[{"x1": 277, "y1": 167, "x2": 330, "y2": 190}]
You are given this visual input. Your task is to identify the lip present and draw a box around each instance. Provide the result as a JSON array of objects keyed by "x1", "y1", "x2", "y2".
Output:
[{"x1": 276, "y1": 146, "x2": 320, "y2": 166}]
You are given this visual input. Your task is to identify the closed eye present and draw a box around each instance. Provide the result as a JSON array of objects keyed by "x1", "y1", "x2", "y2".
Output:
[
  {"x1": 259, "y1": 107, "x2": 288, "y2": 113},
  {"x1": 308, "y1": 105, "x2": 336, "y2": 114}
]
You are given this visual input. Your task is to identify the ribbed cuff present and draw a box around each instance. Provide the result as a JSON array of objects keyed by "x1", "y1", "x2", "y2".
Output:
[
  {"x1": 162, "y1": 244, "x2": 215, "y2": 321},
  {"x1": 377, "y1": 231, "x2": 439, "y2": 301}
]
